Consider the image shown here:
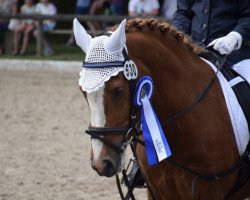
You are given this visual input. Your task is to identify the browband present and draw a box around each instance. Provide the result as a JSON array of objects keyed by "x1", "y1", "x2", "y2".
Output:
[
  {"x1": 82, "y1": 42, "x2": 129, "y2": 69},
  {"x1": 83, "y1": 61, "x2": 125, "y2": 68}
]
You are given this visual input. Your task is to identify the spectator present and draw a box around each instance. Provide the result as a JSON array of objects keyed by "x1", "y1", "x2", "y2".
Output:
[
  {"x1": 0, "y1": 0, "x2": 17, "y2": 55},
  {"x1": 88, "y1": 0, "x2": 111, "y2": 35},
  {"x1": 12, "y1": 0, "x2": 36, "y2": 55},
  {"x1": 172, "y1": 0, "x2": 250, "y2": 67},
  {"x1": 110, "y1": 0, "x2": 124, "y2": 16},
  {"x1": 34, "y1": 0, "x2": 57, "y2": 56},
  {"x1": 8, "y1": 0, "x2": 19, "y2": 32},
  {"x1": 85, "y1": 0, "x2": 124, "y2": 34},
  {"x1": 128, "y1": 0, "x2": 160, "y2": 17},
  {"x1": 90, "y1": 0, "x2": 123, "y2": 16},
  {"x1": 89, "y1": 0, "x2": 109, "y2": 15},
  {"x1": 65, "y1": 0, "x2": 91, "y2": 46},
  {"x1": 161, "y1": 0, "x2": 177, "y2": 21}
]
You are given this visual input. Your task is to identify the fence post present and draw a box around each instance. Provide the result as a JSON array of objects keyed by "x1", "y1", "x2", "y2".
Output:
[
  {"x1": 4, "y1": 31, "x2": 13, "y2": 54},
  {"x1": 36, "y1": 20, "x2": 43, "y2": 56}
]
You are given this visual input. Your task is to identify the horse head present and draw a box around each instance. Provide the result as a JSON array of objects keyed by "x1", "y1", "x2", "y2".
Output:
[{"x1": 74, "y1": 19, "x2": 134, "y2": 177}]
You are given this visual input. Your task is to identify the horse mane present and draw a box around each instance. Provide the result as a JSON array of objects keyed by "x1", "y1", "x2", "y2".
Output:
[{"x1": 109, "y1": 18, "x2": 204, "y2": 55}]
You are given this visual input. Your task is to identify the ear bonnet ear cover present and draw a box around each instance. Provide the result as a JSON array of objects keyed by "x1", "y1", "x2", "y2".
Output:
[{"x1": 78, "y1": 20, "x2": 128, "y2": 93}]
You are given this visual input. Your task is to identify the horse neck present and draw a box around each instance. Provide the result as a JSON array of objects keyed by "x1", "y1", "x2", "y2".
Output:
[
  {"x1": 127, "y1": 32, "x2": 214, "y2": 118},
  {"x1": 127, "y1": 31, "x2": 238, "y2": 169}
]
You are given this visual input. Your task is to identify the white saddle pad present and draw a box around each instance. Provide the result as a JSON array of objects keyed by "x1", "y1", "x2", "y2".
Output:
[{"x1": 201, "y1": 58, "x2": 249, "y2": 155}]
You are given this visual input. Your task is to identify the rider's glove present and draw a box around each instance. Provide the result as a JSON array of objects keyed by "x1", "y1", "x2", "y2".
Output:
[{"x1": 207, "y1": 31, "x2": 242, "y2": 55}]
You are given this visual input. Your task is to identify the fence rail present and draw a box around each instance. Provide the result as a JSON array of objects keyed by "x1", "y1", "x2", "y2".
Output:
[{"x1": 0, "y1": 14, "x2": 168, "y2": 56}]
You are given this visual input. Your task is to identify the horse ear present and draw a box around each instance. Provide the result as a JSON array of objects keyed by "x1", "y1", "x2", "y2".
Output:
[
  {"x1": 73, "y1": 18, "x2": 92, "y2": 53},
  {"x1": 104, "y1": 19, "x2": 126, "y2": 54}
]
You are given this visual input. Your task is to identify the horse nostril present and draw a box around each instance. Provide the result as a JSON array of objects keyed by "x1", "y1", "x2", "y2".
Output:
[{"x1": 102, "y1": 159, "x2": 115, "y2": 177}]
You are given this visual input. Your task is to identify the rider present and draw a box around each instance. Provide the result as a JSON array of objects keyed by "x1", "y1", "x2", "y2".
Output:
[{"x1": 172, "y1": 0, "x2": 250, "y2": 80}]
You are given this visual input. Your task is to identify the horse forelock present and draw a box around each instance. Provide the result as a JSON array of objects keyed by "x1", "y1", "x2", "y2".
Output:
[{"x1": 109, "y1": 18, "x2": 203, "y2": 55}]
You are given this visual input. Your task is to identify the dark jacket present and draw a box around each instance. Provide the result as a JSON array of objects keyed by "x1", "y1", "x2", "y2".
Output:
[{"x1": 172, "y1": 0, "x2": 250, "y2": 65}]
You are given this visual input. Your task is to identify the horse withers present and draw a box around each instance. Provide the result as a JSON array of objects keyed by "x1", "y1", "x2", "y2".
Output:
[{"x1": 74, "y1": 18, "x2": 250, "y2": 199}]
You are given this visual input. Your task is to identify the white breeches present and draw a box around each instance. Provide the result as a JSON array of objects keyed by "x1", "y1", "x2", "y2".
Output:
[{"x1": 233, "y1": 59, "x2": 250, "y2": 84}]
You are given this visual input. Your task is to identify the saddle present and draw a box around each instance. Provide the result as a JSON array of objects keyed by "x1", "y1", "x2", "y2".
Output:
[{"x1": 198, "y1": 50, "x2": 250, "y2": 128}]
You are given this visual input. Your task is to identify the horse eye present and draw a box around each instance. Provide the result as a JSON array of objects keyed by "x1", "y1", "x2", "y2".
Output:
[{"x1": 111, "y1": 86, "x2": 125, "y2": 99}]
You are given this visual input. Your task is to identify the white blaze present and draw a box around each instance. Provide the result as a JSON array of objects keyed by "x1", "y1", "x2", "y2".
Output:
[
  {"x1": 87, "y1": 87, "x2": 106, "y2": 160},
  {"x1": 74, "y1": 18, "x2": 128, "y2": 167}
]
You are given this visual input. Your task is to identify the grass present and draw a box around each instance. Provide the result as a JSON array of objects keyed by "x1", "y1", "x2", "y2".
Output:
[{"x1": 0, "y1": 34, "x2": 85, "y2": 61}]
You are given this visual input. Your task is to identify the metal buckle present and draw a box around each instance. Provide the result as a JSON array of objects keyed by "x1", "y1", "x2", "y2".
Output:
[{"x1": 125, "y1": 127, "x2": 139, "y2": 143}]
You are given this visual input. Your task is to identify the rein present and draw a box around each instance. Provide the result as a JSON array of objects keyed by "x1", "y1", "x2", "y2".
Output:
[{"x1": 162, "y1": 53, "x2": 226, "y2": 125}]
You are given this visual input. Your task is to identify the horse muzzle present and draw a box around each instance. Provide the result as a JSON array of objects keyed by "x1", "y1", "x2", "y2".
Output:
[
  {"x1": 91, "y1": 158, "x2": 118, "y2": 177},
  {"x1": 86, "y1": 125, "x2": 137, "y2": 177}
]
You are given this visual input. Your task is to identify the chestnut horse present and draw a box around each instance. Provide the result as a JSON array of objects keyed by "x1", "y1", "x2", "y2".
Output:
[{"x1": 74, "y1": 18, "x2": 250, "y2": 199}]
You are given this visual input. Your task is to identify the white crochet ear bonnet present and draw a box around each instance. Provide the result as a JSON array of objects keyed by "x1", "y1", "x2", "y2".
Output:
[
  {"x1": 74, "y1": 19, "x2": 137, "y2": 93},
  {"x1": 79, "y1": 35, "x2": 125, "y2": 93}
]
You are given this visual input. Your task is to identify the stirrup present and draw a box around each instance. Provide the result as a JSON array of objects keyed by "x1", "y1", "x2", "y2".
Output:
[{"x1": 121, "y1": 158, "x2": 145, "y2": 188}]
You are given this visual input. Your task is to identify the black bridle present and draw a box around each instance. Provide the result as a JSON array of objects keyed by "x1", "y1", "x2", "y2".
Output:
[
  {"x1": 84, "y1": 48, "x2": 140, "y2": 154},
  {"x1": 85, "y1": 110, "x2": 138, "y2": 154},
  {"x1": 82, "y1": 48, "x2": 157, "y2": 200}
]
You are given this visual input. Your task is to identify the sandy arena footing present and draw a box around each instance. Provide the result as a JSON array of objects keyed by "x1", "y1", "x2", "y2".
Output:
[{"x1": 0, "y1": 60, "x2": 146, "y2": 200}]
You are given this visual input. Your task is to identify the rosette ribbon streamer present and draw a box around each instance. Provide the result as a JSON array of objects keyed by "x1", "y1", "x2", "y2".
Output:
[{"x1": 134, "y1": 76, "x2": 172, "y2": 165}]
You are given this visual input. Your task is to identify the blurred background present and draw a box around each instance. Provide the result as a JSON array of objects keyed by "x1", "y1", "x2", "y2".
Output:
[
  {"x1": 0, "y1": 0, "x2": 176, "y2": 199},
  {"x1": 0, "y1": 0, "x2": 176, "y2": 59}
]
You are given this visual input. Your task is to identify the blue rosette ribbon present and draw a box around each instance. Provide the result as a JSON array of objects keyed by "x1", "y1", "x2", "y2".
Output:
[{"x1": 134, "y1": 76, "x2": 172, "y2": 165}]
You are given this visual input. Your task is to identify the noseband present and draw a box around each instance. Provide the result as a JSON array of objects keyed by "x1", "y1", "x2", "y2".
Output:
[
  {"x1": 84, "y1": 49, "x2": 140, "y2": 154},
  {"x1": 85, "y1": 117, "x2": 138, "y2": 154}
]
